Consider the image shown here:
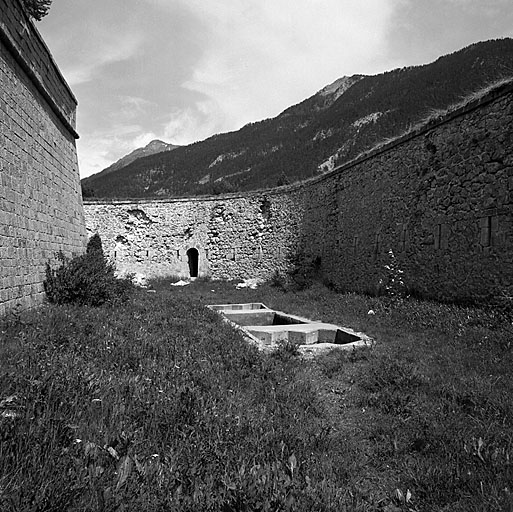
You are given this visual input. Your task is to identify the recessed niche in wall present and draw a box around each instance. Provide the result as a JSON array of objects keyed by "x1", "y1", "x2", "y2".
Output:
[{"x1": 187, "y1": 248, "x2": 199, "y2": 277}]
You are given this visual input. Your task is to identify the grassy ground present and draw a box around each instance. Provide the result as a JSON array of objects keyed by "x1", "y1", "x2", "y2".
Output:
[{"x1": 1, "y1": 279, "x2": 512, "y2": 511}]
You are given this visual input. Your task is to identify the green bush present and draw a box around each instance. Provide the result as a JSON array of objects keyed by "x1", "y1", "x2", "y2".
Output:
[
  {"x1": 272, "y1": 251, "x2": 324, "y2": 292},
  {"x1": 269, "y1": 269, "x2": 288, "y2": 290},
  {"x1": 44, "y1": 234, "x2": 133, "y2": 307}
]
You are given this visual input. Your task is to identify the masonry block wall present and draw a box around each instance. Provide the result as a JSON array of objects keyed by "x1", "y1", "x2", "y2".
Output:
[
  {"x1": 0, "y1": 0, "x2": 87, "y2": 315},
  {"x1": 85, "y1": 82, "x2": 513, "y2": 302}
]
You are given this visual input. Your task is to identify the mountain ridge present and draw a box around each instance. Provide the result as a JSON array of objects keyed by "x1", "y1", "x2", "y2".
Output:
[
  {"x1": 83, "y1": 38, "x2": 513, "y2": 198},
  {"x1": 93, "y1": 139, "x2": 180, "y2": 178}
]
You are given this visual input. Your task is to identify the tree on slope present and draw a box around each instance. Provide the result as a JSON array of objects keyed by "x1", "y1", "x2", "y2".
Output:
[{"x1": 22, "y1": 0, "x2": 52, "y2": 20}]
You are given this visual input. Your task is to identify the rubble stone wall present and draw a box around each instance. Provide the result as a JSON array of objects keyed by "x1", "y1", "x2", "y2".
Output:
[
  {"x1": 0, "y1": 0, "x2": 86, "y2": 315},
  {"x1": 84, "y1": 190, "x2": 305, "y2": 281},
  {"x1": 300, "y1": 82, "x2": 513, "y2": 301},
  {"x1": 84, "y1": 82, "x2": 513, "y2": 301}
]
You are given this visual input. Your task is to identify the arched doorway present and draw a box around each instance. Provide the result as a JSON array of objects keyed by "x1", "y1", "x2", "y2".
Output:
[{"x1": 187, "y1": 248, "x2": 199, "y2": 278}]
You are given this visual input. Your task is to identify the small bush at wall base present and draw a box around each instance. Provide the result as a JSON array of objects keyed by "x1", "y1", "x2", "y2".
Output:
[
  {"x1": 269, "y1": 270, "x2": 288, "y2": 290},
  {"x1": 44, "y1": 234, "x2": 133, "y2": 307},
  {"x1": 276, "y1": 251, "x2": 324, "y2": 291},
  {"x1": 377, "y1": 249, "x2": 407, "y2": 300}
]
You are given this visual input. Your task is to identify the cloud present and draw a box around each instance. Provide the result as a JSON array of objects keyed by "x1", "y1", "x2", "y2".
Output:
[
  {"x1": 76, "y1": 123, "x2": 145, "y2": 175},
  {"x1": 39, "y1": 0, "x2": 513, "y2": 178},
  {"x1": 386, "y1": 0, "x2": 513, "y2": 67},
  {"x1": 65, "y1": 36, "x2": 144, "y2": 86},
  {"x1": 43, "y1": 1, "x2": 398, "y2": 177},
  {"x1": 181, "y1": 0, "x2": 397, "y2": 129},
  {"x1": 117, "y1": 96, "x2": 158, "y2": 122},
  {"x1": 39, "y1": 1, "x2": 147, "y2": 86},
  {"x1": 161, "y1": 100, "x2": 226, "y2": 145}
]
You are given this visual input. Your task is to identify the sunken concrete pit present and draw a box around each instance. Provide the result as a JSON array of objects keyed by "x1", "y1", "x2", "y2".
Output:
[{"x1": 208, "y1": 303, "x2": 373, "y2": 357}]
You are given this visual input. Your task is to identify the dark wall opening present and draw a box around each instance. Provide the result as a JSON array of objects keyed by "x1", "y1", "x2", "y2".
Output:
[{"x1": 187, "y1": 248, "x2": 199, "y2": 277}]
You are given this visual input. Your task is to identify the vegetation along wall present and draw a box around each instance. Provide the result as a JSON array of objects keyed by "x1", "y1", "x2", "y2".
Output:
[
  {"x1": 84, "y1": 80, "x2": 513, "y2": 302},
  {"x1": 0, "y1": 0, "x2": 87, "y2": 316}
]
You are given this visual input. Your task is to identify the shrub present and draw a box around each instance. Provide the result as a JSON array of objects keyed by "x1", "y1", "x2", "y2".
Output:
[
  {"x1": 378, "y1": 249, "x2": 407, "y2": 299},
  {"x1": 271, "y1": 339, "x2": 301, "y2": 360},
  {"x1": 21, "y1": 0, "x2": 52, "y2": 21},
  {"x1": 269, "y1": 270, "x2": 288, "y2": 290},
  {"x1": 85, "y1": 232, "x2": 103, "y2": 256},
  {"x1": 278, "y1": 251, "x2": 323, "y2": 291},
  {"x1": 44, "y1": 234, "x2": 133, "y2": 307}
]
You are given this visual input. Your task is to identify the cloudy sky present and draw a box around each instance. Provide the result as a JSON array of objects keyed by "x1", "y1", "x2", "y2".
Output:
[{"x1": 38, "y1": 0, "x2": 513, "y2": 178}]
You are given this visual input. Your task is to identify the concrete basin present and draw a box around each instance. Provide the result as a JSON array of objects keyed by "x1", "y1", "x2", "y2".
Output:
[{"x1": 208, "y1": 303, "x2": 373, "y2": 356}]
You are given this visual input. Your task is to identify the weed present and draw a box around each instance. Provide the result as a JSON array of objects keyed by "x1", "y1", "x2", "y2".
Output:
[
  {"x1": 269, "y1": 269, "x2": 288, "y2": 290},
  {"x1": 318, "y1": 347, "x2": 371, "y2": 379},
  {"x1": 377, "y1": 248, "x2": 407, "y2": 301},
  {"x1": 0, "y1": 293, "x2": 344, "y2": 510},
  {"x1": 44, "y1": 234, "x2": 133, "y2": 307},
  {"x1": 272, "y1": 339, "x2": 301, "y2": 360},
  {"x1": 285, "y1": 251, "x2": 323, "y2": 291}
]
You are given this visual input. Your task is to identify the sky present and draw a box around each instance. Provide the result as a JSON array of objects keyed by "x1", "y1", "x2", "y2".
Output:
[{"x1": 37, "y1": 0, "x2": 513, "y2": 178}]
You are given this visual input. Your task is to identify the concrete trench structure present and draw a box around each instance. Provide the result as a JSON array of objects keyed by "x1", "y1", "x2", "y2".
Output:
[{"x1": 208, "y1": 302, "x2": 373, "y2": 357}]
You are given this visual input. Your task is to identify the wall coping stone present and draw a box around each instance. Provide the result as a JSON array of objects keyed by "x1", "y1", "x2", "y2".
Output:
[{"x1": 0, "y1": 0, "x2": 79, "y2": 139}]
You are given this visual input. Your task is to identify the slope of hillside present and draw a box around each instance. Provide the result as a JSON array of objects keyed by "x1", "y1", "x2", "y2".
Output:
[
  {"x1": 83, "y1": 38, "x2": 513, "y2": 198},
  {"x1": 95, "y1": 140, "x2": 180, "y2": 178}
]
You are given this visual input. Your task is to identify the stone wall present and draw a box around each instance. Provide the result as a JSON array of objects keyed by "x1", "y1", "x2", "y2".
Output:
[
  {"x1": 0, "y1": 0, "x2": 86, "y2": 315},
  {"x1": 300, "y1": 82, "x2": 513, "y2": 301},
  {"x1": 84, "y1": 81, "x2": 513, "y2": 302},
  {"x1": 84, "y1": 190, "x2": 305, "y2": 281}
]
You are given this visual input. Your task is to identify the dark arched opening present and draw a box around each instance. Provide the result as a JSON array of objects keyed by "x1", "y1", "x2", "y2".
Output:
[{"x1": 187, "y1": 248, "x2": 199, "y2": 278}]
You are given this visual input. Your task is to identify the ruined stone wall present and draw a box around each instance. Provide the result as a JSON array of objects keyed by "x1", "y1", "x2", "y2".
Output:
[
  {"x1": 84, "y1": 81, "x2": 513, "y2": 301},
  {"x1": 0, "y1": 0, "x2": 87, "y2": 315},
  {"x1": 84, "y1": 190, "x2": 305, "y2": 280}
]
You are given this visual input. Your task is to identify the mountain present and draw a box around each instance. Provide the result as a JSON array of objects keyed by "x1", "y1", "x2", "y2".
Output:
[
  {"x1": 94, "y1": 139, "x2": 180, "y2": 178},
  {"x1": 82, "y1": 38, "x2": 513, "y2": 199}
]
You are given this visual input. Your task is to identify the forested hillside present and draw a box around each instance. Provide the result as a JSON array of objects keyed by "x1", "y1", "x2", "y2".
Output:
[{"x1": 83, "y1": 38, "x2": 513, "y2": 198}]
